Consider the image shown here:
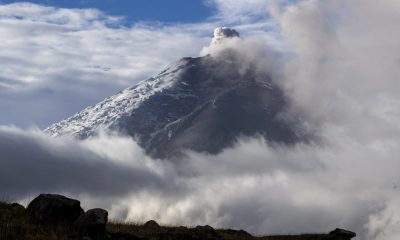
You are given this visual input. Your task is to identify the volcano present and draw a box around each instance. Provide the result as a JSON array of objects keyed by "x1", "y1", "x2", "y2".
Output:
[{"x1": 45, "y1": 27, "x2": 301, "y2": 158}]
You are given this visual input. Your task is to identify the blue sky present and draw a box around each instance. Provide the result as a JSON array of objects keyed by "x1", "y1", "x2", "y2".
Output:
[{"x1": 1, "y1": 0, "x2": 214, "y2": 24}]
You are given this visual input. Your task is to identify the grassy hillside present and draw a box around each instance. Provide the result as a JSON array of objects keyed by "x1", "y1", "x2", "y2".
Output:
[
  {"x1": 0, "y1": 200, "x2": 345, "y2": 240},
  {"x1": 107, "y1": 222, "x2": 334, "y2": 240}
]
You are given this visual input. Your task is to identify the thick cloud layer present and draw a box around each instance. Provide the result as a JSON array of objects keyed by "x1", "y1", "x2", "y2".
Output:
[
  {"x1": 1, "y1": 123, "x2": 399, "y2": 239},
  {"x1": 2, "y1": 1, "x2": 400, "y2": 240},
  {"x1": 0, "y1": 127, "x2": 177, "y2": 198}
]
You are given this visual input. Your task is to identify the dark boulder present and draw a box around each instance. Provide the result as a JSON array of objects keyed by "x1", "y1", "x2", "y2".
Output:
[
  {"x1": 144, "y1": 220, "x2": 160, "y2": 228},
  {"x1": 195, "y1": 225, "x2": 215, "y2": 232},
  {"x1": 10, "y1": 203, "x2": 25, "y2": 213},
  {"x1": 27, "y1": 194, "x2": 84, "y2": 224},
  {"x1": 195, "y1": 225, "x2": 219, "y2": 240},
  {"x1": 329, "y1": 228, "x2": 356, "y2": 239},
  {"x1": 74, "y1": 208, "x2": 108, "y2": 239}
]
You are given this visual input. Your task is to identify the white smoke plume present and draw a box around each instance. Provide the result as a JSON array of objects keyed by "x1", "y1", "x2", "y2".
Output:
[{"x1": 211, "y1": 27, "x2": 240, "y2": 44}]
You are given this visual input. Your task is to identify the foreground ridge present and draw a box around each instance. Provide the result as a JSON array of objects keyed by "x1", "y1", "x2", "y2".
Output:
[{"x1": 0, "y1": 193, "x2": 356, "y2": 240}]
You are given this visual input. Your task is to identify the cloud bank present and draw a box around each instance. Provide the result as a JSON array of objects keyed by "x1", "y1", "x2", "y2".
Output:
[
  {"x1": 1, "y1": 122, "x2": 399, "y2": 239},
  {"x1": 2, "y1": 0, "x2": 400, "y2": 240},
  {"x1": 0, "y1": 127, "x2": 174, "y2": 198}
]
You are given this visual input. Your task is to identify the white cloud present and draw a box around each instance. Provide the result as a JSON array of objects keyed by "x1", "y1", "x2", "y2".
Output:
[
  {"x1": 266, "y1": 0, "x2": 400, "y2": 238},
  {"x1": 1, "y1": 123, "x2": 400, "y2": 239},
  {"x1": 0, "y1": 2, "x2": 210, "y2": 127},
  {"x1": 0, "y1": 2, "x2": 119, "y2": 28},
  {"x1": 0, "y1": 126, "x2": 174, "y2": 198},
  {"x1": 206, "y1": 0, "x2": 269, "y2": 22},
  {"x1": 3, "y1": 1, "x2": 400, "y2": 240}
]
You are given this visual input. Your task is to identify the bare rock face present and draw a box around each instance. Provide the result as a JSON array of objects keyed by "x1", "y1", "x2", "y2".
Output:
[
  {"x1": 27, "y1": 194, "x2": 84, "y2": 224},
  {"x1": 74, "y1": 208, "x2": 108, "y2": 239}
]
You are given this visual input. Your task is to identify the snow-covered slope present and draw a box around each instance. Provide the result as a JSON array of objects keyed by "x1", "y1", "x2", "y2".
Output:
[{"x1": 45, "y1": 58, "x2": 191, "y2": 138}]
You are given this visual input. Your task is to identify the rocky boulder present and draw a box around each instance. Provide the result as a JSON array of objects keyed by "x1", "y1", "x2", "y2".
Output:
[
  {"x1": 74, "y1": 208, "x2": 108, "y2": 239},
  {"x1": 195, "y1": 225, "x2": 219, "y2": 240},
  {"x1": 9, "y1": 203, "x2": 25, "y2": 213},
  {"x1": 329, "y1": 228, "x2": 357, "y2": 239},
  {"x1": 144, "y1": 220, "x2": 160, "y2": 228},
  {"x1": 195, "y1": 225, "x2": 215, "y2": 232},
  {"x1": 27, "y1": 194, "x2": 84, "y2": 224}
]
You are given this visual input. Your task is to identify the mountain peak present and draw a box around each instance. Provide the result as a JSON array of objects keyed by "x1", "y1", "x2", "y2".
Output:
[
  {"x1": 211, "y1": 27, "x2": 240, "y2": 44},
  {"x1": 45, "y1": 54, "x2": 301, "y2": 159}
]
